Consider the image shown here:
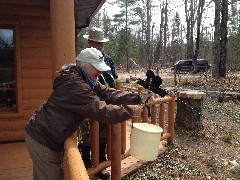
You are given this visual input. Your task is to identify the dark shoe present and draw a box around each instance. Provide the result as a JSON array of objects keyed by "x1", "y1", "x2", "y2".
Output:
[
  {"x1": 99, "y1": 142, "x2": 107, "y2": 163},
  {"x1": 96, "y1": 169, "x2": 110, "y2": 180}
]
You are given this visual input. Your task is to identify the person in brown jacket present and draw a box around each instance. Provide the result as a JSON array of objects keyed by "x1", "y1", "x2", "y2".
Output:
[
  {"x1": 80, "y1": 27, "x2": 118, "y2": 179},
  {"x1": 25, "y1": 47, "x2": 155, "y2": 180}
]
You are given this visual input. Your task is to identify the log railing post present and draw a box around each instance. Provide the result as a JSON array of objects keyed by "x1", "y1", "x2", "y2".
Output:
[
  {"x1": 91, "y1": 121, "x2": 99, "y2": 167},
  {"x1": 107, "y1": 124, "x2": 111, "y2": 160},
  {"x1": 63, "y1": 132, "x2": 90, "y2": 180},
  {"x1": 121, "y1": 122, "x2": 126, "y2": 154},
  {"x1": 116, "y1": 80, "x2": 122, "y2": 90},
  {"x1": 63, "y1": 80, "x2": 176, "y2": 179},
  {"x1": 142, "y1": 106, "x2": 148, "y2": 123},
  {"x1": 116, "y1": 80, "x2": 127, "y2": 155},
  {"x1": 159, "y1": 103, "x2": 165, "y2": 134},
  {"x1": 137, "y1": 86, "x2": 144, "y2": 122},
  {"x1": 111, "y1": 123, "x2": 121, "y2": 180},
  {"x1": 151, "y1": 104, "x2": 157, "y2": 124},
  {"x1": 167, "y1": 95, "x2": 175, "y2": 144}
]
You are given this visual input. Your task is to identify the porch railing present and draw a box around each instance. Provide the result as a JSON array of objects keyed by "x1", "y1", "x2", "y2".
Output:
[{"x1": 63, "y1": 80, "x2": 175, "y2": 180}]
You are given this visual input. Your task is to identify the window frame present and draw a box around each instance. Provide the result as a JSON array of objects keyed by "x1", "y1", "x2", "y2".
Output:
[{"x1": 0, "y1": 21, "x2": 23, "y2": 118}]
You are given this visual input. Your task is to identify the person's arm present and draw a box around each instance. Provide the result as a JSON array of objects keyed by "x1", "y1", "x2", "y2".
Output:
[
  {"x1": 96, "y1": 82, "x2": 156, "y2": 106},
  {"x1": 109, "y1": 59, "x2": 118, "y2": 79},
  {"x1": 96, "y1": 82, "x2": 141, "y2": 105},
  {"x1": 51, "y1": 77, "x2": 141, "y2": 124},
  {"x1": 104, "y1": 54, "x2": 118, "y2": 79}
]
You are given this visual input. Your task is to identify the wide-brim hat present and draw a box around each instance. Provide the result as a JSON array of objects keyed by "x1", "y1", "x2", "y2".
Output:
[
  {"x1": 76, "y1": 47, "x2": 111, "y2": 71},
  {"x1": 83, "y1": 27, "x2": 109, "y2": 43}
]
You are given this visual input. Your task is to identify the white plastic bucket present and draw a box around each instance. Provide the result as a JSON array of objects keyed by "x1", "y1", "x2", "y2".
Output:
[{"x1": 129, "y1": 123, "x2": 163, "y2": 161}]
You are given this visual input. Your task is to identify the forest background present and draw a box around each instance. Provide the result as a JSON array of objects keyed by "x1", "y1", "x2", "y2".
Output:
[{"x1": 77, "y1": 0, "x2": 240, "y2": 79}]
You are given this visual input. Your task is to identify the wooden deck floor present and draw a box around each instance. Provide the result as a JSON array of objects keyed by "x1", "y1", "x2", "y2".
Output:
[
  {"x1": 0, "y1": 141, "x2": 32, "y2": 180},
  {"x1": 0, "y1": 121, "x2": 167, "y2": 180}
]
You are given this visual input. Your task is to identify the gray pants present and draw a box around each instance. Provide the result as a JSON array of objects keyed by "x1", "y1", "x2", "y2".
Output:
[{"x1": 25, "y1": 133, "x2": 63, "y2": 180}]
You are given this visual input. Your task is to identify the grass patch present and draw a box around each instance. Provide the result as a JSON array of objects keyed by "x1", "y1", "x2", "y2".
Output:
[{"x1": 221, "y1": 133, "x2": 232, "y2": 143}]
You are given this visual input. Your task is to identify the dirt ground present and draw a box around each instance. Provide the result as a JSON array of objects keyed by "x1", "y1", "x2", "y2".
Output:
[
  {"x1": 118, "y1": 69, "x2": 240, "y2": 180},
  {"x1": 117, "y1": 68, "x2": 174, "y2": 81}
]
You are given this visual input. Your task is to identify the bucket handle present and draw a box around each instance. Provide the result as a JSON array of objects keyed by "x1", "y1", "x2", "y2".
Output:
[{"x1": 131, "y1": 95, "x2": 152, "y2": 129}]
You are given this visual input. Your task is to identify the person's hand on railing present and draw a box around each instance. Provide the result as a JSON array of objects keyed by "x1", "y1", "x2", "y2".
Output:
[
  {"x1": 145, "y1": 95, "x2": 156, "y2": 106},
  {"x1": 130, "y1": 105, "x2": 143, "y2": 117},
  {"x1": 142, "y1": 94, "x2": 156, "y2": 106}
]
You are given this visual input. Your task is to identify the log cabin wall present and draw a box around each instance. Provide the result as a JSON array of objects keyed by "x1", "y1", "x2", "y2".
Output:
[{"x1": 0, "y1": 0, "x2": 52, "y2": 142}]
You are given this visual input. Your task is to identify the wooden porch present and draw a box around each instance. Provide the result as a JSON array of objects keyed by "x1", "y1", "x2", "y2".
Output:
[{"x1": 0, "y1": 120, "x2": 168, "y2": 180}]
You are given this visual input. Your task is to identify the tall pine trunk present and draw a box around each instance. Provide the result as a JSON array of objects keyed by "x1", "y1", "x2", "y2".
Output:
[
  {"x1": 213, "y1": 0, "x2": 221, "y2": 78},
  {"x1": 219, "y1": 0, "x2": 228, "y2": 77}
]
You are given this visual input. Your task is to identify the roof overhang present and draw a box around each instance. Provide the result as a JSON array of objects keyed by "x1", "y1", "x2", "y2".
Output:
[{"x1": 74, "y1": 0, "x2": 106, "y2": 31}]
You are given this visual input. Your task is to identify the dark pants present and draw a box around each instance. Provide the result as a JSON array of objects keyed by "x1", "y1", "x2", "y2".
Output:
[{"x1": 78, "y1": 142, "x2": 107, "y2": 168}]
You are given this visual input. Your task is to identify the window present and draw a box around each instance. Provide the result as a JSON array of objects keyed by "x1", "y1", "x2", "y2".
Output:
[
  {"x1": 196, "y1": 59, "x2": 208, "y2": 65},
  {"x1": 0, "y1": 28, "x2": 17, "y2": 112}
]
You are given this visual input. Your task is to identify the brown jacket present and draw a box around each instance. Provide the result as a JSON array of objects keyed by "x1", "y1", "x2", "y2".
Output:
[{"x1": 25, "y1": 65, "x2": 140, "y2": 151}]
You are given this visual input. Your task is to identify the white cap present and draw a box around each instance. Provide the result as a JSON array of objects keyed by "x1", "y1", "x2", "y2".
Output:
[
  {"x1": 83, "y1": 27, "x2": 109, "y2": 42},
  {"x1": 76, "y1": 47, "x2": 111, "y2": 71}
]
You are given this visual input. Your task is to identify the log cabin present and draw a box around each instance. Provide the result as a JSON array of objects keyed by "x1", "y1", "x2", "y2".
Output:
[{"x1": 0, "y1": 0, "x2": 106, "y2": 142}]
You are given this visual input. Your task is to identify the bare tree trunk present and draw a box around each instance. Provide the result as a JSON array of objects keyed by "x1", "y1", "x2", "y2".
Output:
[
  {"x1": 146, "y1": 0, "x2": 152, "y2": 69},
  {"x1": 181, "y1": 24, "x2": 184, "y2": 59},
  {"x1": 219, "y1": 0, "x2": 228, "y2": 77},
  {"x1": 163, "y1": 0, "x2": 168, "y2": 62},
  {"x1": 189, "y1": 0, "x2": 194, "y2": 59},
  {"x1": 213, "y1": 0, "x2": 221, "y2": 78},
  {"x1": 125, "y1": 0, "x2": 129, "y2": 72},
  {"x1": 185, "y1": 0, "x2": 196, "y2": 59},
  {"x1": 185, "y1": 0, "x2": 191, "y2": 59},
  {"x1": 193, "y1": 0, "x2": 205, "y2": 72},
  {"x1": 159, "y1": 1, "x2": 164, "y2": 59}
]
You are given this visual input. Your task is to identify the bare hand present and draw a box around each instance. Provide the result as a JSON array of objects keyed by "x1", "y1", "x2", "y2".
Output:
[
  {"x1": 131, "y1": 105, "x2": 143, "y2": 117},
  {"x1": 142, "y1": 94, "x2": 156, "y2": 105},
  {"x1": 142, "y1": 93, "x2": 152, "y2": 102},
  {"x1": 146, "y1": 96, "x2": 156, "y2": 105}
]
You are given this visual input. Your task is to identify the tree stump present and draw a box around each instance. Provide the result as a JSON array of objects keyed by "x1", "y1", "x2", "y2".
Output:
[{"x1": 175, "y1": 90, "x2": 206, "y2": 131}]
